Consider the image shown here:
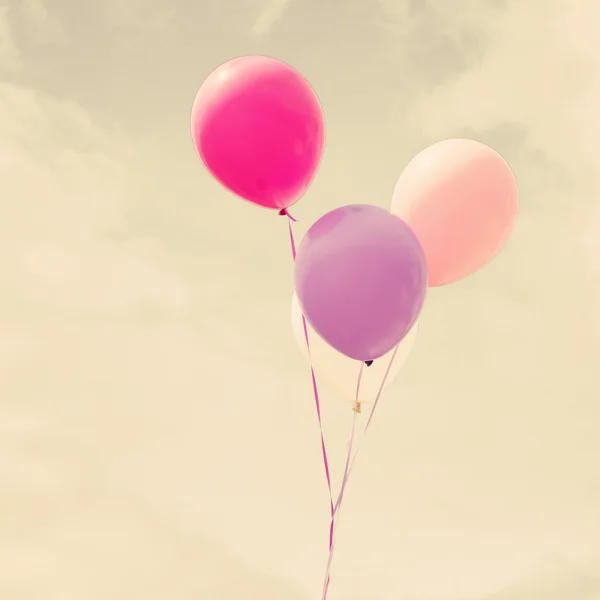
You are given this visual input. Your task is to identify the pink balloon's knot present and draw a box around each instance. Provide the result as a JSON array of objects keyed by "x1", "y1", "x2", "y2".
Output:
[{"x1": 279, "y1": 208, "x2": 298, "y2": 222}]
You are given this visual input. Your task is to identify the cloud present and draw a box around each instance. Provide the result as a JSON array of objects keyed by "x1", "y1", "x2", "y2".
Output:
[
  {"x1": 0, "y1": 4, "x2": 22, "y2": 71},
  {"x1": 378, "y1": 0, "x2": 600, "y2": 213},
  {"x1": 18, "y1": 0, "x2": 63, "y2": 43},
  {"x1": 251, "y1": 0, "x2": 291, "y2": 36},
  {"x1": 104, "y1": 0, "x2": 176, "y2": 33},
  {"x1": 0, "y1": 9, "x2": 309, "y2": 596},
  {"x1": 400, "y1": 1, "x2": 598, "y2": 168},
  {"x1": 374, "y1": 0, "x2": 600, "y2": 333},
  {"x1": 0, "y1": 418, "x2": 307, "y2": 599},
  {"x1": 0, "y1": 80, "x2": 193, "y2": 321},
  {"x1": 467, "y1": 556, "x2": 600, "y2": 600},
  {"x1": 2, "y1": 1, "x2": 600, "y2": 598},
  {"x1": 0, "y1": 18, "x2": 306, "y2": 598}
]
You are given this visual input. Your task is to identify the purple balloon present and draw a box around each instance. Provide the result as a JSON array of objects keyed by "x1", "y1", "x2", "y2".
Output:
[{"x1": 294, "y1": 205, "x2": 428, "y2": 361}]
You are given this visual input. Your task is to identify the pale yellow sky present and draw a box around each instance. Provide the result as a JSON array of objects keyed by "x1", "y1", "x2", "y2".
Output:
[{"x1": 0, "y1": 0, "x2": 599, "y2": 599}]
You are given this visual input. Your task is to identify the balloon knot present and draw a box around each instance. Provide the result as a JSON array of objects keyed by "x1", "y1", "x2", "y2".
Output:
[
  {"x1": 279, "y1": 208, "x2": 297, "y2": 221},
  {"x1": 365, "y1": 360, "x2": 373, "y2": 367},
  {"x1": 352, "y1": 402, "x2": 362, "y2": 413}
]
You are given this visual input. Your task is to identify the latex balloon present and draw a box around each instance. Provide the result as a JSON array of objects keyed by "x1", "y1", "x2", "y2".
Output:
[
  {"x1": 191, "y1": 55, "x2": 326, "y2": 210},
  {"x1": 291, "y1": 293, "x2": 418, "y2": 403},
  {"x1": 391, "y1": 139, "x2": 518, "y2": 286},
  {"x1": 294, "y1": 204, "x2": 427, "y2": 361}
]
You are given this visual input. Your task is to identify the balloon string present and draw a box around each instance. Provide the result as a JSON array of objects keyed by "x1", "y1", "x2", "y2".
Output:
[
  {"x1": 282, "y1": 208, "x2": 334, "y2": 519},
  {"x1": 320, "y1": 363, "x2": 364, "y2": 599},
  {"x1": 281, "y1": 206, "x2": 338, "y2": 599},
  {"x1": 281, "y1": 207, "x2": 399, "y2": 599},
  {"x1": 321, "y1": 344, "x2": 399, "y2": 599}
]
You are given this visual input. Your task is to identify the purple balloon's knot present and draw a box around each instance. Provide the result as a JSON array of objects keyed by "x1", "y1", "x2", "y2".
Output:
[{"x1": 364, "y1": 360, "x2": 373, "y2": 367}]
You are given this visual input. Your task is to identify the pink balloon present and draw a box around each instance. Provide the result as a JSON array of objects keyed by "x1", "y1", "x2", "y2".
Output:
[
  {"x1": 190, "y1": 56, "x2": 326, "y2": 210},
  {"x1": 294, "y1": 205, "x2": 428, "y2": 362},
  {"x1": 390, "y1": 139, "x2": 519, "y2": 286}
]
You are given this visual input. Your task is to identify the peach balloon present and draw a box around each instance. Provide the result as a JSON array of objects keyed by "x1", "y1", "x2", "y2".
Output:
[{"x1": 390, "y1": 139, "x2": 518, "y2": 287}]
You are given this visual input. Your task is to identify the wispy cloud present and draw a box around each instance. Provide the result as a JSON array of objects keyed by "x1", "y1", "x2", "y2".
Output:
[
  {"x1": 0, "y1": 13, "x2": 306, "y2": 598},
  {"x1": 0, "y1": 80, "x2": 191, "y2": 320},
  {"x1": 1, "y1": 0, "x2": 600, "y2": 598},
  {"x1": 395, "y1": 1, "x2": 599, "y2": 172},
  {"x1": 18, "y1": 0, "x2": 63, "y2": 43},
  {"x1": 377, "y1": 0, "x2": 600, "y2": 331},
  {"x1": 104, "y1": 0, "x2": 175, "y2": 33},
  {"x1": 0, "y1": 4, "x2": 22, "y2": 71},
  {"x1": 468, "y1": 556, "x2": 600, "y2": 600},
  {"x1": 251, "y1": 0, "x2": 291, "y2": 37}
]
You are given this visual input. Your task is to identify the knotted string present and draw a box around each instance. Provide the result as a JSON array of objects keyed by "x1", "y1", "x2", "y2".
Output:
[{"x1": 281, "y1": 207, "x2": 399, "y2": 599}]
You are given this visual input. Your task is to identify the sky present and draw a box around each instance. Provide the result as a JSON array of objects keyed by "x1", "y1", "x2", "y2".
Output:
[{"x1": 0, "y1": 0, "x2": 599, "y2": 598}]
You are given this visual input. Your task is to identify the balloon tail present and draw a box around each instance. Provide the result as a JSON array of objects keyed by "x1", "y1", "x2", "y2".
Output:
[
  {"x1": 279, "y1": 207, "x2": 297, "y2": 221},
  {"x1": 364, "y1": 360, "x2": 373, "y2": 367}
]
